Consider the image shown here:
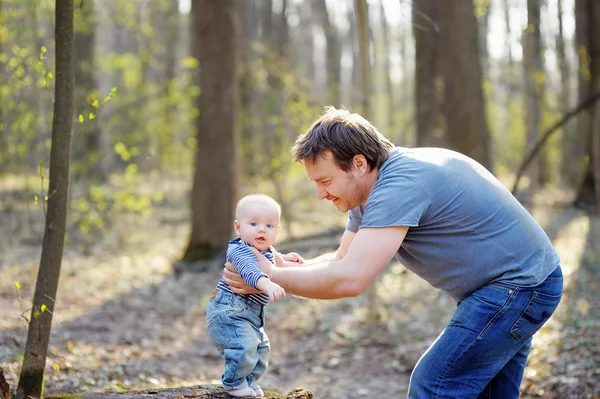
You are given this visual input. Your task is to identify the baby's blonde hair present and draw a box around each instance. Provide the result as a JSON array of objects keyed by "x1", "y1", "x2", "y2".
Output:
[{"x1": 235, "y1": 194, "x2": 281, "y2": 220}]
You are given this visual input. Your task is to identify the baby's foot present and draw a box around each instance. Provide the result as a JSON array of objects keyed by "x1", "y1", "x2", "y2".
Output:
[
  {"x1": 226, "y1": 385, "x2": 257, "y2": 397},
  {"x1": 249, "y1": 382, "x2": 265, "y2": 398}
]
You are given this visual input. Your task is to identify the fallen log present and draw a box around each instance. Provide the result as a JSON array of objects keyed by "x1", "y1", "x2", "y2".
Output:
[{"x1": 44, "y1": 385, "x2": 313, "y2": 399}]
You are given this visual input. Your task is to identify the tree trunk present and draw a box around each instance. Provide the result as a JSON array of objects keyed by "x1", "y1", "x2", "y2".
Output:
[
  {"x1": 238, "y1": 0, "x2": 258, "y2": 177},
  {"x1": 523, "y1": 0, "x2": 544, "y2": 196},
  {"x1": 16, "y1": 1, "x2": 74, "y2": 398},
  {"x1": 379, "y1": 0, "x2": 395, "y2": 139},
  {"x1": 73, "y1": 0, "x2": 104, "y2": 182},
  {"x1": 0, "y1": 366, "x2": 10, "y2": 399},
  {"x1": 0, "y1": 0, "x2": 5, "y2": 173},
  {"x1": 313, "y1": 0, "x2": 341, "y2": 106},
  {"x1": 557, "y1": 0, "x2": 575, "y2": 186},
  {"x1": 501, "y1": 0, "x2": 516, "y2": 144},
  {"x1": 412, "y1": 0, "x2": 444, "y2": 147},
  {"x1": 589, "y1": 2, "x2": 600, "y2": 213},
  {"x1": 438, "y1": 0, "x2": 492, "y2": 170},
  {"x1": 572, "y1": 0, "x2": 593, "y2": 192},
  {"x1": 181, "y1": 0, "x2": 239, "y2": 263},
  {"x1": 354, "y1": 0, "x2": 379, "y2": 325}
]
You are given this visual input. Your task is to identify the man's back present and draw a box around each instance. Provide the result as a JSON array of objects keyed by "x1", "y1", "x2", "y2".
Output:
[{"x1": 348, "y1": 147, "x2": 560, "y2": 301}]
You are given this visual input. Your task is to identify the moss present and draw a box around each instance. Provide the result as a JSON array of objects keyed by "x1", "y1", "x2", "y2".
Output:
[
  {"x1": 44, "y1": 394, "x2": 82, "y2": 399},
  {"x1": 16, "y1": 368, "x2": 45, "y2": 397}
]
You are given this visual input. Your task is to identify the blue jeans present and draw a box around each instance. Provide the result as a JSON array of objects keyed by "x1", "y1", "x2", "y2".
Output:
[
  {"x1": 206, "y1": 290, "x2": 270, "y2": 391},
  {"x1": 409, "y1": 266, "x2": 563, "y2": 398}
]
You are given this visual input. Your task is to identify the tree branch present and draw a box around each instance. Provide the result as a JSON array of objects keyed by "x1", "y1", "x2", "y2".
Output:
[{"x1": 511, "y1": 92, "x2": 600, "y2": 194}]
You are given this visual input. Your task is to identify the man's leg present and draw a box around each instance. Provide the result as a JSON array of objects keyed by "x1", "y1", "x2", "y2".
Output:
[
  {"x1": 476, "y1": 338, "x2": 532, "y2": 399},
  {"x1": 408, "y1": 274, "x2": 561, "y2": 399}
]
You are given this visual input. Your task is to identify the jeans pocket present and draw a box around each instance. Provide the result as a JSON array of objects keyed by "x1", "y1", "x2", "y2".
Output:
[{"x1": 510, "y1": 291, "x2": 561, "y2": 340}]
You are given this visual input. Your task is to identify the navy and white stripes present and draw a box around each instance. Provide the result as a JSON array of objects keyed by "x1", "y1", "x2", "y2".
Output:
[{"x1": 216, "y1": 238, "x2": 274, "y2": 305}]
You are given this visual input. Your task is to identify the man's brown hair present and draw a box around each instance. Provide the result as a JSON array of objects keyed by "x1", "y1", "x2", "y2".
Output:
[{"x1": 292, "y1": 107, "x2": 394, "y2": 171}]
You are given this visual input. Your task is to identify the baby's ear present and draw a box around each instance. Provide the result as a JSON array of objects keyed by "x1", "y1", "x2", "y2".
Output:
[{"x1": 233, "y1": 220, "x2": 241, "y2": 235}]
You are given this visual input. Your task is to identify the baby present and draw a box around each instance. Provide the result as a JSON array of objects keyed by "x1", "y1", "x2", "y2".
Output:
[{"x1": 206, "y1": 194, "x2": 303, "y2": 397}]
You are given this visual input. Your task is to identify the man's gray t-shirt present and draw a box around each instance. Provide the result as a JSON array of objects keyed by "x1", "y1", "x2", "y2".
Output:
[{"x1": 346, "y1": 147, "x2": 560, "y2": 301}]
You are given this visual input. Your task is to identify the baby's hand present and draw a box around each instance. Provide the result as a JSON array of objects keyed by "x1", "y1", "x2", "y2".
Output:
[
  {"x1": 264, "y1": 281, "x2": 286, "y2": 303},
  {"x1": 282, "y1": 252, "x2": 305, "y2": 264}
]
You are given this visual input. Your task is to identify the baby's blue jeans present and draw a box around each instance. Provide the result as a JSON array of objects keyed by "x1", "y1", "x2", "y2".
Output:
[
  {"x1": 206, "y1": 290, "x2": 270, "y2": 391},
  {"x1": 409, "y1": 266, "x2": 563, "y2": 398}
]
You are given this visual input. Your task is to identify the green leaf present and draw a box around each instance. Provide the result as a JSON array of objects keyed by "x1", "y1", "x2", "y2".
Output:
[
  {"x1": 47, "y1": 72, "x2": 53, "y2": 79},
  {"x1": 182, "y1": 56, "x2": 199, "y2": 69},
  {"x1": 41, "y1": 304, "x2": 47, "y2": 313},
  {"x1": 15, "y1": 281, "x2": 21, "y2": 290},
  {"x1": 89, "y1": 112, "x2": 95, "y2": 120},
  {"x1": 40, "y1": 161, "x2": 44, "y2": 168},
  {"x1": 91, "y1": 99, "x2": 99, "y2": 108},
  {"x1": 33, "y1": 310, "x2": 40, "y2": 319},
  {"x1": 54, "y1": 363, "x2": 60, "y2": 372},
  {"x1": 79, "y1": 114, "x2": 84, "y2": 123},
  {"x1": 34, "y1": 195, "x2": 38, "y2": 205}
]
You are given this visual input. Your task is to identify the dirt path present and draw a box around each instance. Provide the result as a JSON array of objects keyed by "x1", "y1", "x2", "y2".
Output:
[{"x1": 1, "y1": 201, "x2": 599, "y2": 398}]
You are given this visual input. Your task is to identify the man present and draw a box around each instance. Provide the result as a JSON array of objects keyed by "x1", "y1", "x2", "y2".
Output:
[{"x1": 223, "y1": 107, "x2": 563, "y2": 398}]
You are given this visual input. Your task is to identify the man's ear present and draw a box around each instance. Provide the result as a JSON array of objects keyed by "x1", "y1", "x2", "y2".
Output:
[
  {"x1": 352, "y1": 154, "x2": 368, "y2": 175},
  {"x1": 233, "y1": 220, "x2": 241, "y2": 236}
]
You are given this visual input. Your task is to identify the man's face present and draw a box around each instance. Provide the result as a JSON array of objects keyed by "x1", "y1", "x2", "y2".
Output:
[{"x1": 304, "y1": 151, "x2": 367, "y2": 212}]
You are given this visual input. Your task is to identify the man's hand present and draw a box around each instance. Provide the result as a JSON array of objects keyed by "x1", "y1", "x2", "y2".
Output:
[
  {"x1": 247, "y1": 246, "x2": 276, "y2": 274},
  {"x1": 281, "y1": 252, "x2": 305, "y2": 264},
  {"x1": 222, "y1": 262, "x2": 261, "y2": 295}
]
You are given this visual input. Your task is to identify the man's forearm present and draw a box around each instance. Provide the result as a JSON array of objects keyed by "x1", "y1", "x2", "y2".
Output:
[
  {"x1": 303, "y1": 251, "x2": 338, "y2": 265},
  {"x1": 268, "y1": 258, "x2": 362, "y2": 299}
]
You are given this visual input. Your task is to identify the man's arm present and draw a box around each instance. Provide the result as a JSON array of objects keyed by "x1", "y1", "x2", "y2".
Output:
[{"x1": 252, "y1": 226, "x2": 407, "y2": 299}]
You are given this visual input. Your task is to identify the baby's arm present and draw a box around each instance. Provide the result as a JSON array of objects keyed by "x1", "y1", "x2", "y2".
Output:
[{"x1": 256, "y1": 276, "x2": 286, "y2": 303}]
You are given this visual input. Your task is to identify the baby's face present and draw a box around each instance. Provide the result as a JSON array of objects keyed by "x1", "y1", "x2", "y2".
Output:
[{"x1": 234, "y1": 202, "x2": 280, "y2": 251}]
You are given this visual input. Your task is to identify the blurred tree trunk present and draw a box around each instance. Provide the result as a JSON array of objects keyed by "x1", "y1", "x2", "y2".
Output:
[
  {"x1": 438, "y1": 0, "x2": 492, "y2": 170},
  {"x1": 557, "y1": 0, "x2": 575, "y2": 186},
  {"x1": 0, "y1": 0, "x2": 5, "y2": 173},
  {"x1": 239, "y1": 0, "x2": 258, "y2": 177},
  {"x1": 73, "y1": 0, "x2": 104, "y2": 182},
  {"x1": 523, "y1": 0, "x2": 544, "y2": 196},
  {"x1": 378, "y1": 0, "x2": 394, "y2": 138},
  {"x1": 576, "y1": 0, "x2": 600, "y2": 212},
  {"x1": 313, "y1": 0, "x2": 341, "y2": 106},
  {"x1": 413, "y1": 0, "x2": 444, "y2": 147},
  {"x1": 181, "y1": 0, "x2": 239, "y2": 263},
  {"x1": 355, "y1": 0, "x2": 379, "y2": 325},
  {"x1": 573, "y1": 0, "x2": 593, "y2": 200},
  {"x1": 477, "y1": 0, "x2": 490, "y2": 75},
  {"x1": 16, "y1": 1, "x2": 74, "y2": 398},
  {"x1": 154, "y1": 0, "x2": 179, "y2": 171},
  {"x1": 295, "y1": 1, "x2": 316, "y2": 86},
  {"x1": 502, "y1": 0, "x2": 516, "y2": 144}
]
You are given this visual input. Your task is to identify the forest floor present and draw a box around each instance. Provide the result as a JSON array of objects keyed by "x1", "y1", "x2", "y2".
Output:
[{"x1": 1, "y1": 177, "x2": 599, "y2": 398}]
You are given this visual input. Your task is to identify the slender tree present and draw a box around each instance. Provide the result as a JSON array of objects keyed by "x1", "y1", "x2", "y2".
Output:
[
  {"x1": 16, "y1": 1, "x2": 74, "y2": 397},
  {"x1": 354, "y1": 0, "x2": 379, "y2": 325},
  {"x1": 181, "y1": 0, "x2": 239, "y2": 263}
]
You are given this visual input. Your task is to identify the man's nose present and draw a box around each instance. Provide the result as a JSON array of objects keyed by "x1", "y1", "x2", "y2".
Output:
[{"x1": 316, "y1": 184, "x2": 327, "y2": 200}]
